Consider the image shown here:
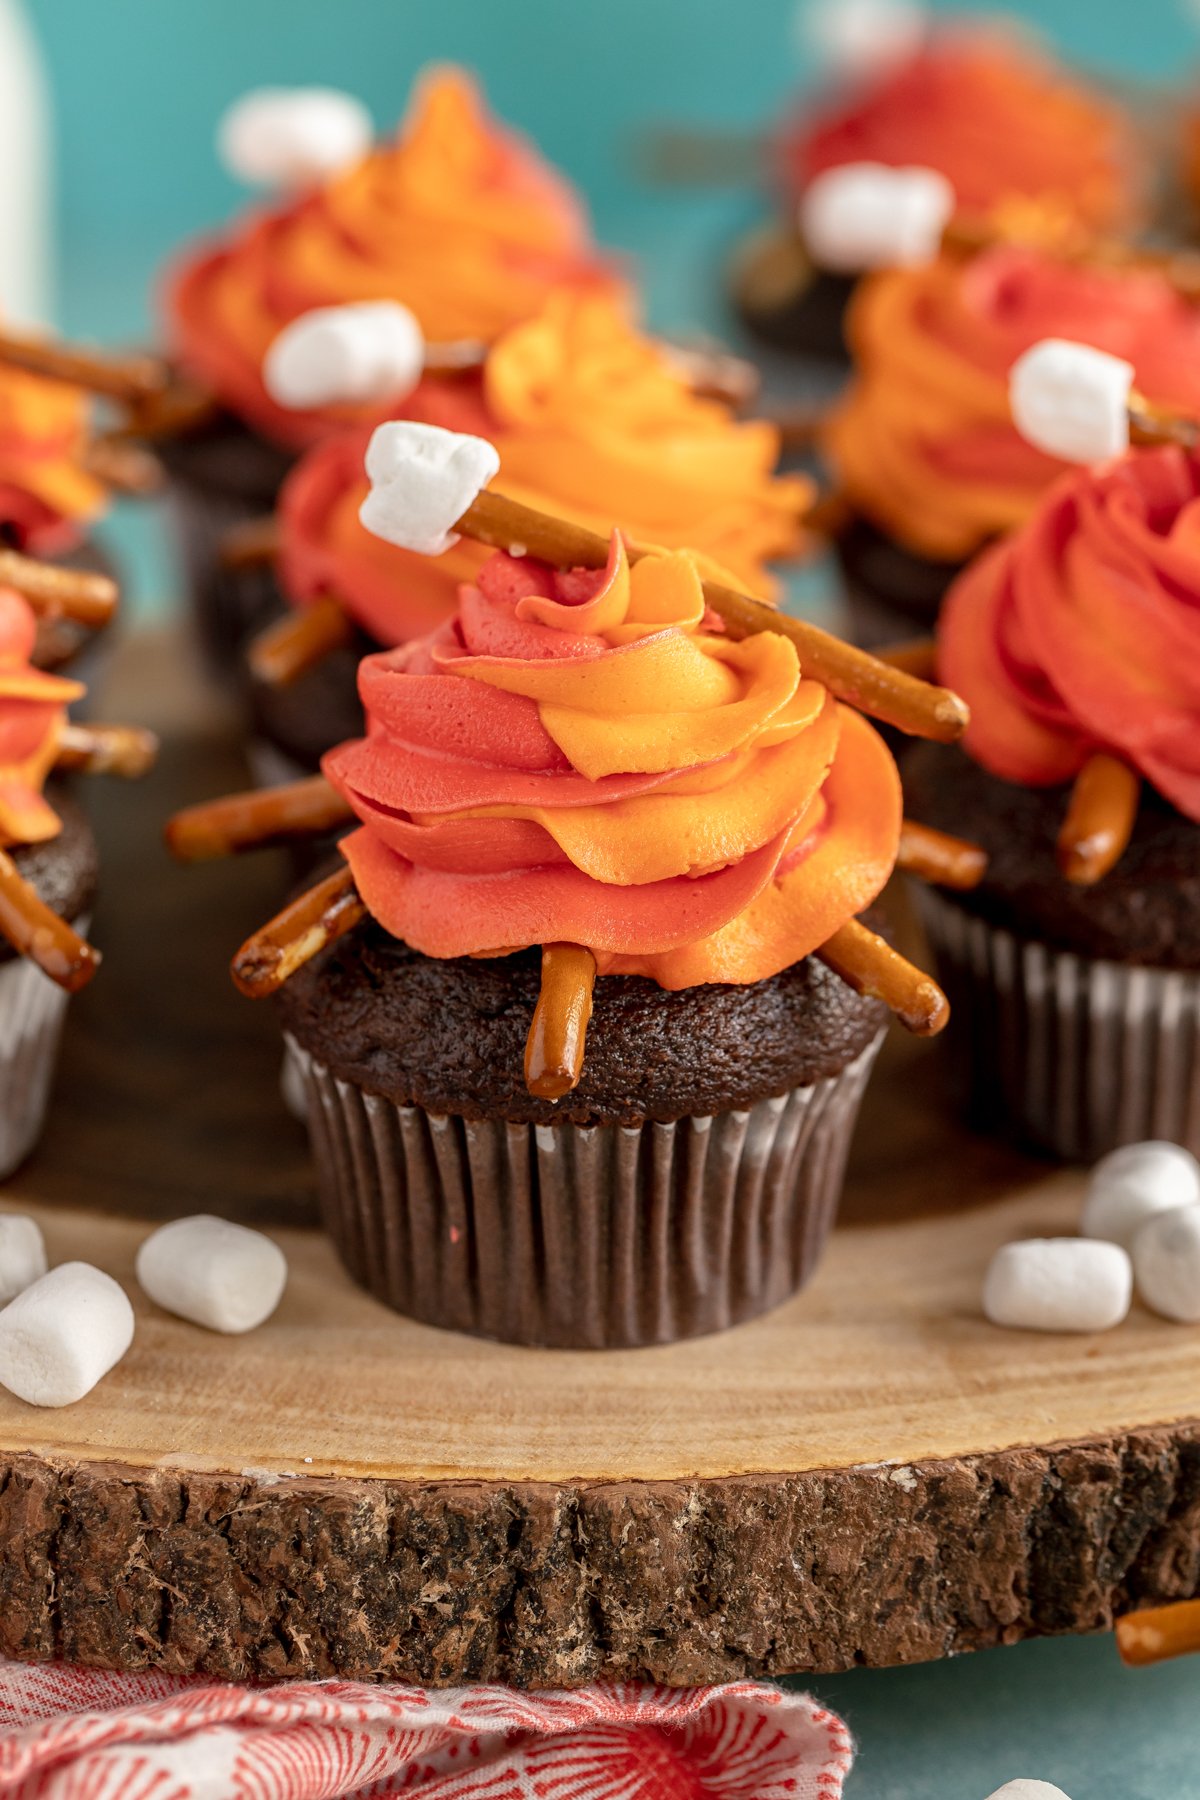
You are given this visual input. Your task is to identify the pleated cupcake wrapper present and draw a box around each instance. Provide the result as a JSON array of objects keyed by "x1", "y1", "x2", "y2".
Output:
[
  {"x1": 0, "y1": 915, "x2": 88, "y2": 1179},
  {"x1": 284, "y1": 1030, "x2": 884, "y2": 1349},
  {"x1": 915, "y1": 886, "x2": 1200, "y2": 1161},
  {"x1": 164, "y1": 485, "x2": 282, "y2": 670}
]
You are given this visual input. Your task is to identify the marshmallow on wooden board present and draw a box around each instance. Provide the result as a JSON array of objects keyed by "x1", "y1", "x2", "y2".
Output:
[
  {"x1": 263, "y1": 302, "x2": 426, "y2": 411},
  {"x1": 136, "y1": 1215, "x2": 287, "y2": 1334},
  {"x1": 983, "y1": 1238, "x2": 1131, "y2": 1333},
  {"x1": 0, "y1": 1214, "x2": 46, "y2": 1306},
  {"x1": 1132, "y1": 1205, "x2": 1200, "y2": 1323},
  {"x1": 218, "y1": 87, "x2": 373, "y2": 189},
  {"x1": 360, "y1": 420, "x2": 500, "y2": 556},
  {"x1": 0, "y1": 1263, "x2": 133, "y2": 1407},
  {"x1": 1081, "y1": 1140, "x2": 1200, "y2": 1249},
  {"x1": 1009, "y1": 339, "x2": 1134, "y2": 465},
  {"x1": 984, "y1": 1783, "x2": 1073, "y2": 1800},
  {"x1": 799, "y1": 0, "x2": 929, "y2": 79},
  {"x1": 799, "y1": 162, "x2": 955, "y2": 272}
]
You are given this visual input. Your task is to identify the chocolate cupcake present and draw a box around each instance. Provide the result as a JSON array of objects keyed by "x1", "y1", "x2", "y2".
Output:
[
  {"x1": 822, "y1": 241, "x2": 1200, "y2": 645},
  {"x1": 905, "y1": 444, "x2": 1200, "y2": 1160},
  {"x1": 735, "y1": 22, "x2": 1141, "y2": 361},
  {"x1": 157, "y1": 66, "x2": 625, "y2": 666},
  {"x1": 244, "y1": 290, "x2": 811, "y2": 780}
]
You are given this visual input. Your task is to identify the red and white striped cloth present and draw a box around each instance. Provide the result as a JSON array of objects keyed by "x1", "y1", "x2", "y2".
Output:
[{"x1": 0, "y1": 1661, "x2": 854, "y2": 1799}]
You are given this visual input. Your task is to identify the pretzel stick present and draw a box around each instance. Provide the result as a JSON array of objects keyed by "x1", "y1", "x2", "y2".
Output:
[
  {"x1": 459, "y1": 490, "x2": 968, "y2": 742},
  {"x1": 55, "y1": 722, "x2": 159, "y2": 778},
  {"x1": 875, "y1": 637, "x2": 938, "y2": 680},
  {"x1": 232, "y1": 863, "x2": 366, "y2": 998},
  {"x1": 1116, "y1": 1599, "x2": 1200, "y2": 1667},
  {"x1": 770, "y1": 403, "x2": 831, "y2": 453},
  {"x1": 220, "y1": 514, "x2": 282, "y2": 572},
  {"x1": 248, "y1": 596, "x2": 354, "y2": 687},
  {"x1": 0, "y1": 846, "x2": 100, "y2": 991},
  {"x1": 663, "y1": 341, "x2": 760, "y2": 408},
  {"x1": 1127, "y1": 393, "x2": 1199, "y2": 450},
  {"x1": 897, "y1": 820, "x2": 987, "y2": 890},
  {"x1": 124, "y1": 378, "x2": 219, "y2": 443},
  {"x1": 1057, "y1": 753, "x2": 1139, "y2": 885},
  {"x1": 524, "y1": 942, "x2": 597, "y2": 1099},
  {"x1": 0, "y1": 329, "x2": 168, "y2": 405},
  {"x1": 816, "y1": 918, "x2": 949, "y2": 1035},
  {"x1": 0, "y1": 550, "x2": 117, "y2": 628},
  {"x1": 167, "y1": 776, "x2": 353, "y2": 862},
  {"x1": 82, "y1": 434, "x2": 165, "y2": 496}
]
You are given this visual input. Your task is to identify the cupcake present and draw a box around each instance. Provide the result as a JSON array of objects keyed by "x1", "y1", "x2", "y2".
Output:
[
  {"x1": 157, "y1": 65, "x2": 624, "y2": 664},
  {"x1": 822, "y1": 242, "x2": 1200, "y2": 643},
  {"x1": 0, "y1": 584, "x2": 155, "y2": 1175},
  {"x1": 245, "y1": 289, "x2": 813, "y2": 780},
  {"x1": 734, "y1": 20, "x2": 1142, "y2": 360},
  {"x1": 905, "y1": 441, "x2": 1200, "y2": 1161}
]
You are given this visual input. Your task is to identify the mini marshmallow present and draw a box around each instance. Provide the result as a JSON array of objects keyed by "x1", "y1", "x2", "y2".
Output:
[
  {"x1": 799, "y1": 162, "x2": 955, "y2": 273},
  {"x1": 263, "y1": 302, "x2": 426, "y2": 411},
  {"x1": 1009, "y1": 338, "x2": 1134, "y2": 465},
  {"x1": 0, "y1": 1215, "x2": 46, "y2": 1307},
  {"x1": 136, "y1": 1215, "x2": 287, "y2": 1335},
  {"x1": 799, "y1": 0, "x2": 929, "y2": 79},
  {"x1": 1082, "y1": 1141, "x2": 1200, "y2": 1249},
  {"x1": 0, "y1": 1263, "x2": 133, "y2": 1407},
  {"x1": 984, "y1": 1784, "x2": 1072, "y2": 1800},
  {"x1": 218, "y1": 87, "x2": 372, "y2": 189},
  {"x1": 360, "y1": 421, "x2": 500, "y2": 556},
  {"x1": 1133, "y1": 1205, "x2": 1200, "y2": 1323},
  {"x1": 983, "y1": 1238, "x2": 1131, "y2": 1334}
]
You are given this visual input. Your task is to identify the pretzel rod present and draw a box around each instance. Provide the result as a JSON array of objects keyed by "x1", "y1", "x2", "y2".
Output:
[
  {"x1": 123, "y1": 377, "x2": 219, "y2": 443},
  {"x1": 55, "y1": 722, "x2": 159, "y2": 779},
  {"x1": 1116, "y1": 1599, "x2": 1200, "y2": 1667},
  {"x1": 232, "y1": 863, "x2": 366, "y2": 998},
  {"x1": 1057, "y1": 753, "x2": 1139, "y2": 885},
  {"x1": 874, "y1": 637, "x2": 938, "y2": 680},
  {"x1": 770, "y1": 404, "x2": 831, "y2": 453},
  {"x1": 0, "y1": 328, "x2": 169, "y2": 405},
  {"x1": 1127, "y1": 392, "x2": 1199, "y2": 450},
  {"x1": 424, "y1": 336, "x2": 489, "y2": 374},
  {"x1": 524, "y1": 942, "x2": 597, "y2": 1099},
  {"x1": 0, "y1": 550, "x2": 117, "y2": 628},
  {"x1": 816, "y1": 918, "x2": 949, "y2": 1035},
  {"x1": 460, "y1": 490, "x2": 968, "y2": 742},
  {"x1": 82, "y1": 434, "x2": 165, "y2": 496},
  {"x1": 663, "y1": 341, "x2": 761, "y2": 408},
  {"x1": 0, "y1": 845, "x2": 100, "y2": 991},
  {"x1": 248, "y1": 596, "x2": 353, "y2": 687},
  {"x1": 219, "y1": 514, "x2": 282, "y2": 571},
  {"x1": 897, "y1": 819, "x2": 987, "y2": 890},
  {"x1": 166, "y1": 776, "x2": 353, "y2": 862}
]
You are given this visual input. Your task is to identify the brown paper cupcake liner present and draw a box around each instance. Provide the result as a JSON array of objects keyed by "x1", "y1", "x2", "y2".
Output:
[
  {"x1": 916, "y1": 887, "x2": 1200, "y2": 1161},
  {"x1": 0, "y1": 915, "x2": 88, "y2": 1178},
  {"x1": 163, "y1": 484, "x2": 282, "y2": 671},
  {"x1": 285, "y1": 1028, "x2": 884, "y2": 1348}
]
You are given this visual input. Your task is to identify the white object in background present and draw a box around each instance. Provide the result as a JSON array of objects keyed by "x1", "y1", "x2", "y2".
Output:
[
  {"x1": 799, "y1": 0, "x2": 929, "y2": 79},
  {"x1": 361, "y1": 421, "x2": 501, "y2": 556},
  {"x1": 136, "y1": 1215, "x2": 287, "y2": 1334},
  {"x1": 0, "y1": 1263, "x2": 133, "y2": 1406},
  {"x1": 0, "y1": 1214, "x2": 46, "y2": 1306},
  {"x1": 984, "y1": 1783, "x2": 1073, "y2": 1800},
  {"x1": 1009, "y1": 339, "x2": 1134, "y2": 464},
  {"x1": 218, "y1": 87, "x2": 373, "y2": 190},
  {"x1": 983, "y1": 1238, "x2": 1131, "y2": 1333},
  {"x1": 799, "y1": 162, "x2": 954, "y2": 272},
  {"x1": 1081, "y1": 1141, "x2": 1200, "y2": 1248},
  {"x1": 264, "y1": 302, "x2": 426, "y2": 411},
  {"x1": 0, "y1": 0, "x2": 53, "y2": 324},
  {"x1": 1132, "y1": 1205, "x2": 1200, "y2": 1323}
]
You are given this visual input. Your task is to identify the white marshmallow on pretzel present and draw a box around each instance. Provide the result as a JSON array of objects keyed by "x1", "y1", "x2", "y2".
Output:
[
  {"x1": 264, "y1": 302, "x2": 426, "y2": 411},
  {"x1": 799, "y1": 0, "x2": 929, "y2": 79},
  {"x1": 798, "y1": 163, "x2": 955, "y2": 273},
  {"x1": 1009, "y1": 338, "x2": 1134, "y2": 465},
  {"x1": 218, "y1": 87, "x2": 372, "y2": 189},
  {"x1": 360, "y1": 421, "x2": 500, "y2": 556}
]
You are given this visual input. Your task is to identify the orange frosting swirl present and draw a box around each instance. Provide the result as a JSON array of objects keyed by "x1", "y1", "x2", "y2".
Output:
[
  {"x1": 781, "y1": 28, "x2": 1138, "y2": 232},
  {"x1": 279, "y1": 291, "x2": 810, "y2": 643},
  {"x1": 825, "y1": 245, "x2": 1200, "y2": 563},
  {"x1": 0, "y1": 586, "x2": 82, "y2": 846},
  {"x1": 323, "y1": 538, "x2": 900, "y2": 986},
  {"x1": 0, "y1": 362, "x2": 103, "y2": 554},
  {"x1": 939, "y1": 447, "x2": 1200, "y2": 821},
  {"x1": 165, "y1": 67, "x2": 623, "y2": 448}
]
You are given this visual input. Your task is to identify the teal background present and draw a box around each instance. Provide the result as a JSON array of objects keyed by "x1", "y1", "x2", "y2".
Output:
[{"x1": 26, "y1": 1, "x2": 1200, "y2": 1791}]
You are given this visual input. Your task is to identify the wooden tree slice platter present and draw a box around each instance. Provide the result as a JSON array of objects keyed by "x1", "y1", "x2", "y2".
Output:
[{"x1": 0, "y1": 632, "x2": 1198, "y2": 1689}]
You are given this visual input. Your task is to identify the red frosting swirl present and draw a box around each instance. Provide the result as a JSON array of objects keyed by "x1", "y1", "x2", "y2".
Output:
[{"x1": 939, "y1": 447, "x2": 1200, "y2": 820}]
